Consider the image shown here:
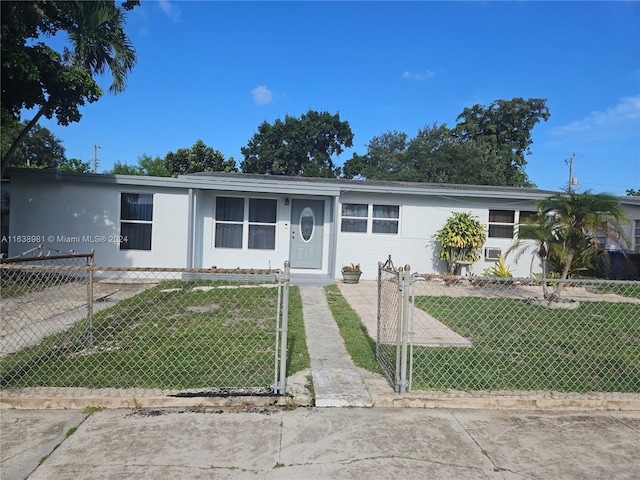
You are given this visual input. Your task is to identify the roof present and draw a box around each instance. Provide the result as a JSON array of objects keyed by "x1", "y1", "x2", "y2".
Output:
[{"x1": 6, "y1": 168, "x2": 640, "y2": 205}]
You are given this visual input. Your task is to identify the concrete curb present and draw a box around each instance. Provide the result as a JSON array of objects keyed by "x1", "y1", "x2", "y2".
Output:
[{"x1": 3, "y1": 368, "x2": 638, "y2": 411}]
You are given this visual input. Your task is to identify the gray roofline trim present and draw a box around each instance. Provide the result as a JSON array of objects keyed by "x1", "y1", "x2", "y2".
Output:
[{"x1": 7, "y1": 168, "x2": 640, "y2": 205}]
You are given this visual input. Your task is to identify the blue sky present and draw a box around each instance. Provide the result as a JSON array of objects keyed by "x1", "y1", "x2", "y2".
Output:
[{"x1": 40, "y1": 1, "x2": 640, "y2": 195}]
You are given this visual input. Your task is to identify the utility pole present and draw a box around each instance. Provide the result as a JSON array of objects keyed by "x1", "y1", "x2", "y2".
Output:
[
  {"x1": 93, "y1": 145, "x2": 101, "y2": 173},
  {"x1": 565, "y1": 153, "x2": 576, "y2": 193}
]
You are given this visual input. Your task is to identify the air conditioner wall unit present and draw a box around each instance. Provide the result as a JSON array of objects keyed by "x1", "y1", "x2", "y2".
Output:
[{"x1": 484, "y1": 247, "x2": 502, "y2": 261}]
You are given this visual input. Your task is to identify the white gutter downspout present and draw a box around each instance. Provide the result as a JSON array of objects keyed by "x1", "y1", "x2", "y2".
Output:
[
  {"x1": 329, "y1": 194, "x2": 340, "y2": 281},
  {"x1": 186, "y1": 188, "x2": 194, "y2": 268}
]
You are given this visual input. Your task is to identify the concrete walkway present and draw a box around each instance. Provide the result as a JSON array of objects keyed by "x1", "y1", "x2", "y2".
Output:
[
  {"x1": 299, "y1": 286, "x2": 373, "y2": 407},
  {"x1": 3, "y1": 407, "x2": 639, "y2": 480},
  {"x1": 336, "y1": 280, "x2": 471, "y2": 347}
]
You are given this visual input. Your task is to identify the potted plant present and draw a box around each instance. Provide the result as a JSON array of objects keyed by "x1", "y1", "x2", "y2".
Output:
[
  {"x1": 433, "y1": 212, "x2": 486, "y2": 275},
  {"x1": 341, "y1": 263, "x2": 362, "y2": 284}
]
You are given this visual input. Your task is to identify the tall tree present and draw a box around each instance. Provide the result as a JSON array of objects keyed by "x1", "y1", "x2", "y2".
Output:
[
  {"x1": 453, "y1": 98, "x2": 550, "y2": 187},
  {"x1": 165, "y1": 140, "x2": 237, "y2": 176},
  {"x1": 1, "y1": 0, "x2": 139, "y2": 175},
  {"x1": 57, "y1": 158, "x2": 91, "y2": 173},
  {"x1": 241, "y1": 110, "x2": 354, "y2": 178},
  {"x1": 343, "y1": 124, "x2": 511, "y2": 185},
  {"x1": 1, "y1": 122, "x2": 66, "y2": 169},
  {"x1": 108, "y1": 154, "x2": 170, "y2": 176},
  {"x1": 342, "y1": 131, "x2": 409, "y2": 180}
]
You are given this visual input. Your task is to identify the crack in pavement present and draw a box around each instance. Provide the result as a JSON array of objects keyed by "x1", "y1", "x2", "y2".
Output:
[{"x1": 449, "y1": 411, "x2": 528, "y2": 478}]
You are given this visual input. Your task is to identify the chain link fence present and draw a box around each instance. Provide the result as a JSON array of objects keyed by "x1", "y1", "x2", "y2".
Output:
[
  {"x1": 378, "y1": 259, "x2": 640, "y2": 394},
  {"x1": 376, "y1": 257, "x2": 413, "y2": 393},
  {"x1": 1, "y1": 253, "x2": 291, "y2": 396}
]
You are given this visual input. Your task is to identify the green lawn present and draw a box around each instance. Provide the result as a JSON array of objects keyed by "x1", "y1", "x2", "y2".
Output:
[
  {"x1": 324, "y1": 285, "x2": 381, "y2": 374},
  {"x1": 412, "y1": 296, "x2": 640, "y2": 393},
  {"x1": 1, "y1": 280, "x2": 309, "y2": 390}
]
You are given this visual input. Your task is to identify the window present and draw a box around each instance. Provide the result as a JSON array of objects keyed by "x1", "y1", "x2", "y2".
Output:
[
  {"x1": 215, "y1": 197, "x2": 244, "y2": 248},
  {"x1": 340, "y1": 203, "x2": 399, "y2": 234},
  {"x1": 249, "y1": 199, "x2": 276, "y2": 249},
  {"x1": 488, "y1": 210, "x2": 515, "y2": 238},
  {"x1": 635, "y1": 220, "x2": 640, "y2": 252},
  {"x1": 517, "y1": 210, "x2": 537, "y2": 240},
  {"x1": 214, "y1": 197, "x2": 277, "y2": 249},
  {"x1": 341, "y1": 203, "x2": 367, "y2": 233},
  {"x1": 372, "y1": 205, "x2": 399, "y2": 234},
  {"x1": 120, "y1": 193, "x2": 153, "y2": 250}
]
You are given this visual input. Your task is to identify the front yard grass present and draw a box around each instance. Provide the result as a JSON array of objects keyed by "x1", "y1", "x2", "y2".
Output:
[
  {"x1": 324, "y1": 285, "x2": 381, "y2": 374},
  {"x1": 412, "y1": 296, "x2": 640, "y2": 393},
  {"x1": 0, "y1": 280, "x2": 309, "y2": 390}
]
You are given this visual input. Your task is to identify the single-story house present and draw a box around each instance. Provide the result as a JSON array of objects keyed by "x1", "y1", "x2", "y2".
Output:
[{"x1": 5, "y1": 169, "x2": 640, "y2": 280}]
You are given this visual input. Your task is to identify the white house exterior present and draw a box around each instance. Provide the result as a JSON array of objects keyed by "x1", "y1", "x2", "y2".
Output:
[{"x1": 6, "y1": 169, "x2": 640, "y2": 280}]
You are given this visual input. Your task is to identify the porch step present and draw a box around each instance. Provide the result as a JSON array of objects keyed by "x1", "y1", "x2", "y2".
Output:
[
  {"x1": 299, "y1": 286, "x2": 373, "y2": 407},
  {"x1": 290, "y1": 274, "x2": 334, "y2": 286}
]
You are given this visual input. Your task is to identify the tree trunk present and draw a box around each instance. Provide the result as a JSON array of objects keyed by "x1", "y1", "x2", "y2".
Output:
[
  {"x1": 555, "y1": 251, "x2": 575, "y2": 299},
  {"x1": 541, "y1": 254, "x2": 549, "y2": 299},
  {"x1": 1, "y1": 107, "x2": 46, "y2": 175}
]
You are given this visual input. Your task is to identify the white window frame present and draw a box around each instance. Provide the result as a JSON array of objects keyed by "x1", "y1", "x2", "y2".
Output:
[
  {"x1": 635, "y1": 220, "x2": 640, "y2": 252},
  {"x1": 119, "y1": 192, "x2": 153, "y2": 251},
  {"x1": 488, "y1": 209, "x2": 515, "y2": 239},
  {"x1": 214, "y1": 196, "x2": 277, "y2": 250},
  {"x1": 340, "y1": 203, "x2": 400, "y2": 235}
]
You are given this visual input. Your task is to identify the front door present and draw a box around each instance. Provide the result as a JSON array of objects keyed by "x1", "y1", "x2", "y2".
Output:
[{"x1": 289, "y1": 199, "x2": 324, "y2": 269}]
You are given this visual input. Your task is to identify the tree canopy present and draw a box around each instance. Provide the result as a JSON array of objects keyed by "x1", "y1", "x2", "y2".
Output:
[
  {"x1": 165, "y1": 139, "x2": 237, "y2": 176},
  {"x1": 109, "y1": 154, "x2": 170, "y2": 176},
  {"x1": 343, "y1": 98, "x2": 549, "y2": 187},
  {"x1": 1, "y1": 0, "x2": 139, "y2": 175},
  {"x1": 1, "y1": 122, "x2": 66, "y2": 169},
  {"x1": 241, "y1": 110, "x2": 354, "y2": 178},
  {"x1": 108, "y1": 140, "x2": 237, "y2": 177}
]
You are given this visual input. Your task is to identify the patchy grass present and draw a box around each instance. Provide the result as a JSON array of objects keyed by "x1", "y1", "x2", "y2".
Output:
[
  {"x1": 1, "y1": 280, "x2": 309, "y2": 390},
  {"x1": 590, "y1": 282, "x2": 640, "y2": 299},
  {"x1": 324, "y1": 285, "x2": 381, "y2": 374},
  {"x1": 412, "y1": 296, "x2": 640, "y2": 393},
  {"x1": 0, "y1": 270, "x2": 82, "y2": 299}
]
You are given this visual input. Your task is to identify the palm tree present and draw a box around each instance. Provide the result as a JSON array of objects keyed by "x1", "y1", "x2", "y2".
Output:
[
  {"x1": 507, "y1": 211, "x2": 556, "y2": 298},
  {"x1": 2, "y1": 1, "x2": 137, "y2": 171},
  {"x1": 509, "y1": 191, "x2": 629, "y2": 299},
  {"x1": 62, "y1": 1, "x2": 137, "y2": 94}
]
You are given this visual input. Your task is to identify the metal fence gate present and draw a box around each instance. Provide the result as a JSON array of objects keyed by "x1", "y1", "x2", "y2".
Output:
[
  {"x1": 376, "y1": 257, "x2": 413, "y2": 393},
  {"x1": 377, "y1": 256, "x2": 640, "y2": 395},
  {"x1": 1, "y1": 250, "x2": 291, "y2": 396}
]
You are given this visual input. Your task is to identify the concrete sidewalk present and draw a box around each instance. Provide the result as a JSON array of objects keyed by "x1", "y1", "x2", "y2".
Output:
[
  {"x1": 2, "y1": 283, "x2": 640, "y2": 479},
  {"x1": 300, "y1": 286, "x2": 373, "y2": 407},
  {"x1": 2, "y1": 407, "x2": 639, "y2": 480}
]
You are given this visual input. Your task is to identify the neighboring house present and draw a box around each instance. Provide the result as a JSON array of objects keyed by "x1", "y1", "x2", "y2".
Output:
[{"x1": 5, "y1": 169, "x2": 640, "y2": 280}]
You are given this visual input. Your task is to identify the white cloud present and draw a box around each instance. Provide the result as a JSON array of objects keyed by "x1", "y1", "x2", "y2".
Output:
[
  {"x1": 402, "y1": 70, "x2": 435, "y2": 81},
  {"x1": 252, "y1": 85, "x2": 273, "y2": 105},
  {"x1": 158, "y1": 0, "x2": 181, "y2": 22},
  {"x1": 552, "y1": 95, "x2": 640, "y2": 136}
]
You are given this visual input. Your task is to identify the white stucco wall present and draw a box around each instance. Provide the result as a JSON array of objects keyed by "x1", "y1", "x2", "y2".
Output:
[
  {"x1": 8, "y1": 176, "x2": 189, "y2": 267},
  {"x1": 335, "y1": 192, "x2": 541, "y2": 280},
  {"x1": 194, "y1": 192, "x2": 333, "y2": 274}
]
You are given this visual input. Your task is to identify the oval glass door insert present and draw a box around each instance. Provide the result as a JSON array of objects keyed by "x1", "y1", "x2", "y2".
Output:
[{"x1": 300, "y1": 207, "x2": 315, "y2": 242}]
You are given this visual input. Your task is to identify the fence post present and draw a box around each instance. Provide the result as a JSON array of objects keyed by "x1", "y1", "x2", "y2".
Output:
[
  {"x1": 376, "y1": 261, "x2": 383, "y2": 362},
  {"x1": 397, "y1": 264, "x2": 411, "y2": 394},
  {"x1": 276, "y1": 261, "x2": 290, "y2": 395},
  {"x1": 394, "y1": 266, "x2": 403, "y2": 392},
  {"x1": 86, "y1": 250, "x2": 94, "y2": 347}
]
